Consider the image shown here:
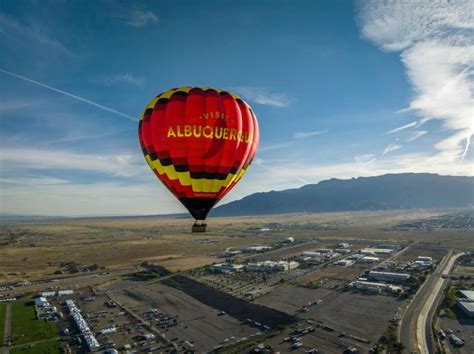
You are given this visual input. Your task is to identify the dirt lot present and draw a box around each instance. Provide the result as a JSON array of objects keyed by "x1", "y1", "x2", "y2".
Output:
[
  {"x1": 112, "y1": 282, "x2": 261, "y2": 352},
  {"x1": 293, "y1": 263, "x2": 369, "y2": 287},
  {"x1": 393, "y1": 244, "x2": 448, "y2": 262},
  {"x1": 257, "y1": 284, "x2": 405, "y2": 352}
]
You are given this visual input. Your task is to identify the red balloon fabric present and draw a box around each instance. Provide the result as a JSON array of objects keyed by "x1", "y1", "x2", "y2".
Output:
[{"x1": 138, "y1": 86, "x2": 259, "y2": 220}]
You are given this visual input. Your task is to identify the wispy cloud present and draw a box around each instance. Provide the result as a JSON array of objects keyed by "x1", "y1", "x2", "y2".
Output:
[
  {"x1": 112, "y1": 10, "x2": 158, "y2": 27},
  {"x1": 258, "y1": 141, "x2": 296, "y2": 152},
  {"x1": 0, "y1": 177, "x2": 69, "y2": 186},
  {"x1": 0, "y1": 148, "x2": 144, "y2": 177},
  {"x1": 95, "y1": 73, "x2": 145, "y2": 87},
  {"x1": 0, "y1": 12, "x2": 71, "y2": 55},
  {"x1": 354, "y1": 154, "x2": 376, "y2": 164},
  {"x1": 0, "y1": 98, "x2": 39, "y2": 113},
  {"x1": 385, "y1": 121, "x2": 418, "y2": 134},
  {"x1": 0, "y1": 69, "x2": 138, "y2": 122},
  {"x1": 232, "y1": 86, "x2": 292, "y2": 107},
  {"x1": 358, "y1": 0, "x2": 474, "y2": 160},
  {"x1": 406, "y1": 130, "x2": 427, "y2": 142},
  {"x1": 383, "y1": 143, "x2": 402, "y2": 155},
  {"x1": 293, "y1": 130, "x2": 328, "y2": 139}
]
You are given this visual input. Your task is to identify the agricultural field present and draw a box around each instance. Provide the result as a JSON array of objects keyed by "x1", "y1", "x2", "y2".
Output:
[{"x1": 10, "y1": 302, "x2": 57, "y2": 346}]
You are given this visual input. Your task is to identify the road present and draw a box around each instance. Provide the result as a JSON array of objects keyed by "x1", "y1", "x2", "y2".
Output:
[
  {"x1": 416, "y1": 252, "x2": 463, "y2": 353},
  {"x1": 399, "y1": 249, "x2": 461, "y2": 353},
  {"x1": 2, "y1": 303, "x2": 12, "y2": 354}
]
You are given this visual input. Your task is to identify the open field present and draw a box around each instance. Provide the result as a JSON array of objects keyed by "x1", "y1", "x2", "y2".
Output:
[
  {"x1": 1, "y1": 210, "x2": 473, "y2": 285},
  {"x1": 10, "y1": 302, "x2": 57, "y2": 346},
  {"x1": 10, "y1": 339, "x2": 62, "y2": 354},
  {"x1": 393, "y1": 244, "x2": 448, "y2": 263}
]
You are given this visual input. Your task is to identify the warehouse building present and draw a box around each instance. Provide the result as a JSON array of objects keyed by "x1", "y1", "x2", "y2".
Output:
[
  {"x1": 361, "y1": 248, "x2": 393, "y2": 255},
  {"x1": 246, "y1": 260, "x2": 299, "y2": 273},
  {"x1": 208, "y1": 263, "x2": 244, "y2": 273},
  {"x1": 336, "y1": 259, "x2": 354, "y2": 267},
  {"x1": 457, "y1": 290, "x2": 474, "y2": 318},
  {"x1": 348, "y1": 280, "x2": 403, "y2": 294},
  {"x1": 368, "y1": 271, "x2": 410, "y2": 283},
  {"x1": 241, "y1": 245, "x2": 272, "y2": 253}
]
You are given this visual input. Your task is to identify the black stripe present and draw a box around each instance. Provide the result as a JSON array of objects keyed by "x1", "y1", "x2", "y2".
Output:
[
  {"x1": 190, "y1": 171, "x2": 228, "y2": 180},
  {"x1": 160, "y1": 157, "x2": 173, "y2": 166},
  {"x1": 174, "y1": 164, "x2": 189, "y2": 172},
  {"x1": 149, "y1": 151, "x2": 158, "y2": 161},
  {"x1": 156, "y1": 97, "x2": 169, "y2": 105},
  {"x1": 171, "y1": 90, "x2": 188, "y2": 97}
]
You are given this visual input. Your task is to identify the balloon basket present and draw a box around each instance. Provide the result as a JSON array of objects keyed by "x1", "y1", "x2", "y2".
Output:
[{"x1": 192, "y1": 221, "x2": 207, "y2": 233}]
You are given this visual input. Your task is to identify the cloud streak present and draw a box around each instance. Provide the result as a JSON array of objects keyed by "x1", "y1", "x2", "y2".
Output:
[
  {"x1": 383, "y1": 143, "x2": 402, "y2": 155},
  {"x1": 385, "y1": 121, "x2": 418, "y2": 134},
  {"x1": 95, "y1": 73, "x2": 145, "y2": 87},
  {"x1": 293, "y1": 130, "x2": 328, "y2": 139},
  {"x1": 112, "y1": 10, "x2": 158, "y2": 27},
  {"x1": 232, "y1": 86, "x2": 292, "y2": 107},
  {"x1": 0, "y1": 69, "x2": 138, "y2": 122}
]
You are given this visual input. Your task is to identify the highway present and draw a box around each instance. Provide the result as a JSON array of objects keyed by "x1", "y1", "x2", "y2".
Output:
[
  {"x1": 399, "y1": 249, "x2": 462, "y2": 353},
  {"x1": 416, "y1": 252, "x2": 463, "y2": 353}
]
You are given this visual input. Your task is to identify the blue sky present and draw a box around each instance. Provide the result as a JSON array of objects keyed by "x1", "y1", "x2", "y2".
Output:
[{"x1": 1, "y1": 0, "x2": 472, "y2": 216}]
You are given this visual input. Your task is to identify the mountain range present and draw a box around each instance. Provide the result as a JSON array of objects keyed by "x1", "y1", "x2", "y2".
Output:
[{"x1": 212, "y1": 173, "x2": 474, "y2": 216}]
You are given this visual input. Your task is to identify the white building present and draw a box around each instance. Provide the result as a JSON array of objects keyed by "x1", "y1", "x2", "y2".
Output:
[
  {"x1": 34, "y1": 297, "x2": 49, "y2": 307},
  {"x1": 246, "y1": 261, "x2": 299, "y2": 273},
  {"x1": 368, "y1": 271, "x2": 410, "y2": 283},
  {"x1": 336, "y1": 259, "x2": 354, "y2": 267},
  {"x1": 338, "y1": 243, "x2": 350, "y2": 249},
  {"x1": 361, "y1": 256, "x2": 380, "y2": 263},
  {"x1": 241, "y1": 246, "x2": 272, "y2": 253},
  {"x1": 361, "y1": 248, "x2": 393, "y2": 255},
  {"x1": 349, "y1": 280, "x2": 403, "y2": 294},
  {"x1": 335, "y1": 248, "x2": 351, "y2": 254},
  {"x1": 209, "y1": 263, "x2": 244, "y2": 273},
  {"x1": 417, "y1": 256, "x2": 433, "y2": 262},
  {"x1": 302, "y1": 251, "x2": 322, "y2": 258},
  {"x1": 347, "y1": 253, "x2": 365, "y2": 260},
  {"x1": 58, "y1": 290, "x2": 74, "y2": 296},
  {"x1": 41, "y1": 291, "x2": 56, "y2": 297}
]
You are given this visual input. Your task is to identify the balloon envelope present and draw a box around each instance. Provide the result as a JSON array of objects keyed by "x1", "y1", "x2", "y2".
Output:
[{"x1": 138, "y1": 86, "x2": 259, "y2": 221}]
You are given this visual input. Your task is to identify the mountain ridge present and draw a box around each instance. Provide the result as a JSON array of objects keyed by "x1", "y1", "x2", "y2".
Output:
[{"x1": 212, "y1": 173, "x2": 474, "y2": 216}]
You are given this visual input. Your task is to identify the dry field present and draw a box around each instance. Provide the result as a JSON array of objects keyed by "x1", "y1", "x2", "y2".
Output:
[{"x1": 1, "y1": 209, "x2": 472, "y2": 284}]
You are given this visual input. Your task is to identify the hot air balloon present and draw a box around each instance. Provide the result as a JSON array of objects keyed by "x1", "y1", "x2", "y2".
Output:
[{"x1": 138, "y1": 86, "x2": 259, "y2": 232}]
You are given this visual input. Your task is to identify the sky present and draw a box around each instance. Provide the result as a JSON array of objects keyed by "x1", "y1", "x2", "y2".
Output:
[{"x1": 0, "y1": 0, "x2": 473, "y2": 216}]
